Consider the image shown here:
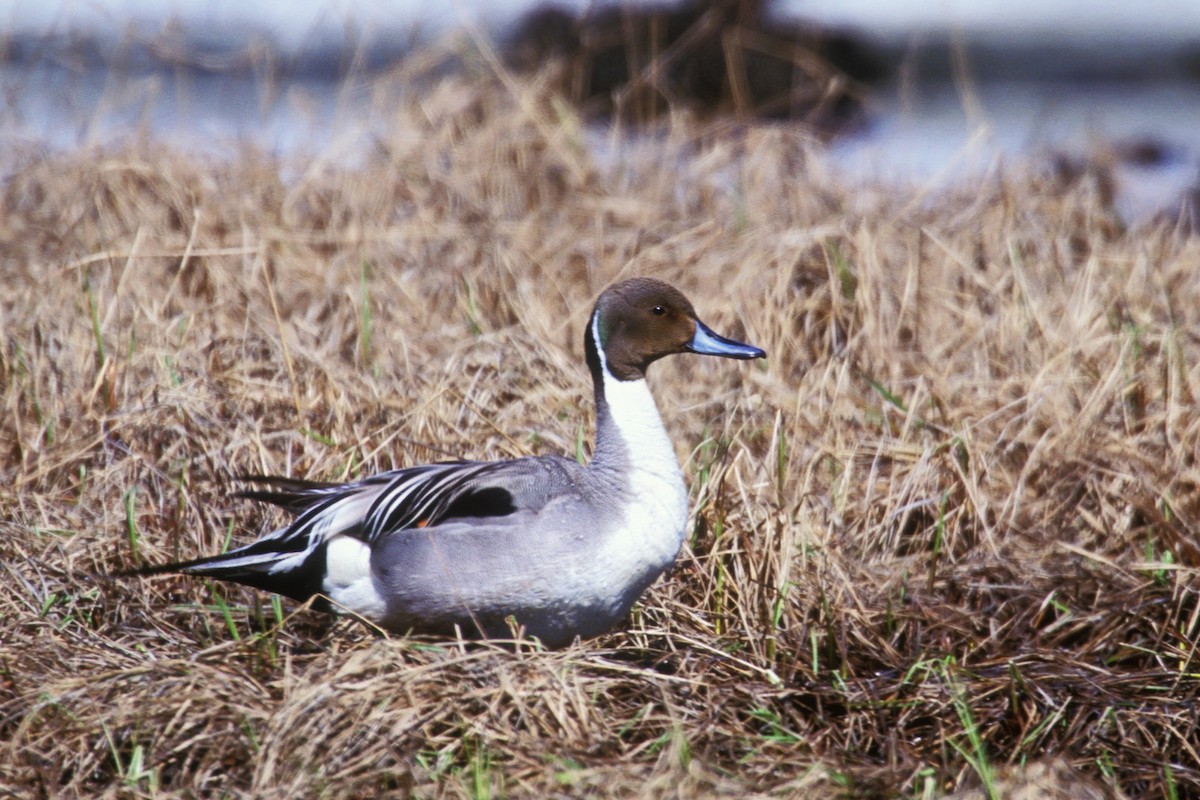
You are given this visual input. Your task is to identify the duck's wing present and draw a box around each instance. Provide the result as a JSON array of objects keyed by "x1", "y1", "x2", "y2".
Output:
[
  {"x1": 358, "y1": 458, "x2": 572, "y2": 542},
  {"x1": 232, "y1": 464, "x2": 469, "y2": 516},
  {"x1": 239, "y1": 456, "x2": 572, "y2": 539},
  {"x1": 127, "y1": 456, "x2": 581, "y2": 602}
]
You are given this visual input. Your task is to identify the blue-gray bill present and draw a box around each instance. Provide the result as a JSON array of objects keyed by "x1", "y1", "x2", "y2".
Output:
[{"x1": 686, "y1": 320, "x2": 766, "y2": 360}]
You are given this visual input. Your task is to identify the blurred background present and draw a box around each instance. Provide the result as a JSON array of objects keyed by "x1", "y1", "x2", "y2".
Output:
[{"x1": 4, "y1": 0, "x2": 1199, "y2": 225}]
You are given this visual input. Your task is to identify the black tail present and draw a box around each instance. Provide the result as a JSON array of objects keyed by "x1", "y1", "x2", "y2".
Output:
[
  {"x1": 114, "y1": 477, "x2": 344, "y2": 605},
  {"x1": 117, "y1": 543, "x2": 329, "y2": 605},
  {"x1": 113, "y1": 471, "x2": 401, "y2": 610},
  {"x1": 117, "y1": 545, "x2": 329, "y2": 606}
]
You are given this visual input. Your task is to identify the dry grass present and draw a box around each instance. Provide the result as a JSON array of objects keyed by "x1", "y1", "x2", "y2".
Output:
[{"x1": 2, "y1": 57, "x2": 1199, "y2": 799}]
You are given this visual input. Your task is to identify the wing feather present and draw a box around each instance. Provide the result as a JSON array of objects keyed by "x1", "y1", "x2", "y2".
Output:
[{"x1": 362, "y1": 462, "x2": 517, "y2": 542}]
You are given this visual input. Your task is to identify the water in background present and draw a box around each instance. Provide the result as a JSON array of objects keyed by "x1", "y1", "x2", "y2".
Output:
[{"x1": 3, "y1": 1, "x2": 1198, "y2": 223}]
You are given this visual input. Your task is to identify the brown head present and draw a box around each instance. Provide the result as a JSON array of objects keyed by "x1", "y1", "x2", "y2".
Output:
[{"x1": 585, "y1": 277, "x2": 765, "y2": 382}]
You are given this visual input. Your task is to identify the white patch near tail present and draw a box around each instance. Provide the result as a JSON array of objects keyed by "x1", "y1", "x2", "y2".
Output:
[{"x1": 323, "y1": 535, "x2": 388, "y2": 620}]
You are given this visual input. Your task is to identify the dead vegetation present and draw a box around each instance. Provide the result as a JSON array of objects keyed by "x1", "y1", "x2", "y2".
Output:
[{"x1": 2, "y1": 58, "x2": 1199, "y2": 799}]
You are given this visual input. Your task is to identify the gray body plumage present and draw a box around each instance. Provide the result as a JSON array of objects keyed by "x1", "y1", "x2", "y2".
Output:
[{"x1": 367, "y1": 407, "x2": 670, "y2": 647}]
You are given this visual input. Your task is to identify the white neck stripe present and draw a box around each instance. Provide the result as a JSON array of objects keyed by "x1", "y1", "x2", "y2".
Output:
[{"x1": 591, "y1": 312, "x2": 611, "y2": 379}]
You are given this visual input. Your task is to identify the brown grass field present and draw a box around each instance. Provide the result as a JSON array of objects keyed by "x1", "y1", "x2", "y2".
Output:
[{"x1": 2, "y1": 59, "x2": 1199, "y2": 798}]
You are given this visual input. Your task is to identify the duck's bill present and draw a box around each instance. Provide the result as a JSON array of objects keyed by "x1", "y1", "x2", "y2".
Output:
[{"x1": 687, "y1": 320, "x2": 766, "y2": 360}]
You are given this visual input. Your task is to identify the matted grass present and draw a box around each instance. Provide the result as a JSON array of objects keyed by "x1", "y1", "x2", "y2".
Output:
[{"x1": 2, "y1": 63, "x2": 1198, "y2": 799}]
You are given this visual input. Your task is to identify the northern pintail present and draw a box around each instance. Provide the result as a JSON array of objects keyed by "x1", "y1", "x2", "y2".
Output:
[{"x1": 136, "y1": 278, "x2": 765, "y2": 648}]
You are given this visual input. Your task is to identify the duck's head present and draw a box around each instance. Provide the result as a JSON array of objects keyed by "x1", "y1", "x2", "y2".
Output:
[{"x1": 586, "y1": 277, "x2": 766, "y2": 382}]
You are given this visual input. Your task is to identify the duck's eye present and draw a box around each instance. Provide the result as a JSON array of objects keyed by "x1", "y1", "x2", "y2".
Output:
[{"x1": 651, "y1": 305, "x2": 666, "y2": 316}]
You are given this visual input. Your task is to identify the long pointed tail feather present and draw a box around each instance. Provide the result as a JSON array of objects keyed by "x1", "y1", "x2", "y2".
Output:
[{"x1": 117, "y1": 527, "x2": 330, "y2": 605}]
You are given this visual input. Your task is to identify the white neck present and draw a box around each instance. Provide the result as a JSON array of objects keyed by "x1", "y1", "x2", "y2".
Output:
[
  {"x1": 598, "y1": 372, "x2": 681, "y2": 483},
  {"x1": 588, "y1": 313, "x2": 680, "y2": 482},
  {"x1": 588, "y1": 315, "x2": 688, "y2": 566}
]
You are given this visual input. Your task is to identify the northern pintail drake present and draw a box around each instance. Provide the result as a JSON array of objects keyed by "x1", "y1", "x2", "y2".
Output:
[{"x1": 136, "y1": 278, "x2": 765, "y2": 648}]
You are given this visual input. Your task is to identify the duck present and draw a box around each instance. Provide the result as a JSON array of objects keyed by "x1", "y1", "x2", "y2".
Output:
[{"x1": 133, "y1": 277, "x2": 765, "y2": 648}]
